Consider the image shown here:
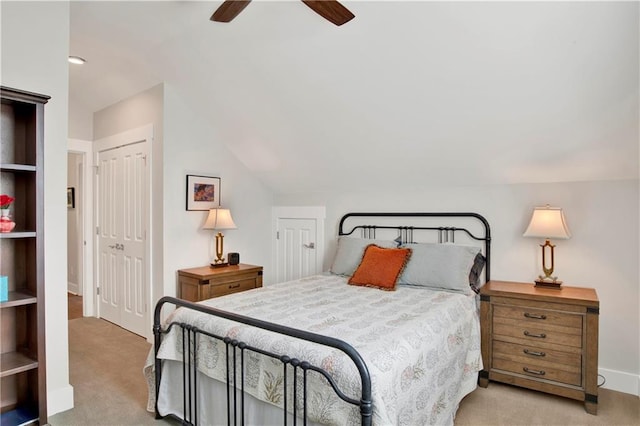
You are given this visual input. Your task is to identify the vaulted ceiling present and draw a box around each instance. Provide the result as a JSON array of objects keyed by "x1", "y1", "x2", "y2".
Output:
[{"x1": 69, "y1": 1, "x2": 639, "y2": 194}]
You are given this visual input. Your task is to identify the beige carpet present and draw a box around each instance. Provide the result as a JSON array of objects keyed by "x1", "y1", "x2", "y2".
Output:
[
  {"x1": 456, "y1": 381, "x2": 639, "y2": 425},
  {"x1": 50, "y1": 317, "x2": 639, "y2": 425},
  {"x1": 49, "y1": 317, "x2": 176, "y2": 425}
]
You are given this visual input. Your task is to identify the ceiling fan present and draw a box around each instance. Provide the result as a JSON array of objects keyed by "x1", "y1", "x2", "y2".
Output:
[{"x1": 211, "y1": 0, "x2": 355, "y2": 26}]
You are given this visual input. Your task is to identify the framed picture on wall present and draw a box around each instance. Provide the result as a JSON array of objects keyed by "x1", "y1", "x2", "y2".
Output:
[
  {"x1": 67, "y1": 187, "x2": 75, "y2": 209},
  {"x1": 186, "y1": 175, "x2": 221, "y2": 211}
]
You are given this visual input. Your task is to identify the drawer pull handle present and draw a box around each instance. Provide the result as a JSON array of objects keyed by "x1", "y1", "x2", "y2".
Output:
[
  {"x1": 524, "y1": 330, "x2": 546, "y2": 339},
  {"x1": 229, "y1": 284, "x2": 241, "y2": 289},
  {"x1": 523, "y1": 349, "x2": 546, "y2": 357},
  {"x1": 523, "y1": 367, "x2": 546, "y2": 376},
  {"x1": 524, "y1": 312, "x2": 547, "y2": 320}
]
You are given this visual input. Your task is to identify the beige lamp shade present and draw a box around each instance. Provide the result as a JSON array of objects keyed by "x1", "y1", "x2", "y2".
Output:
[
  {"x1": 203, "y1": 208, "x2": 237, "y2": 267},
  {"x1": 523, "y1": 205, "x2": 571, "y2": 239},
  {"x1": 203, "y1": 208, "x2": 237, "y2": 230}
]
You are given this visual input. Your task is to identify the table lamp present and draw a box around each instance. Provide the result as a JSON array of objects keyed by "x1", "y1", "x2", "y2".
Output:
[
  {"x1": 523, "y1": 205, "x2": 571, "y2": 289},
  {"x1": 203, "y1": 208, "x2": 237, "y2": 267}
]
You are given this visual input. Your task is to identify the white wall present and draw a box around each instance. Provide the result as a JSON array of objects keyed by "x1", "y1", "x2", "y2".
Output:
[
  {"x1": 162, "y1": 84, "x2": 274, "y2": 298},
  {"x1": 1, "y1": 0, "x2": 74, "y2": 415},
  {"x1": 68, "y1": 93, "x2": 93, "y2": 140},
  {"x1": 275, "y1": 179, "x2": 640, "y2": 395}
]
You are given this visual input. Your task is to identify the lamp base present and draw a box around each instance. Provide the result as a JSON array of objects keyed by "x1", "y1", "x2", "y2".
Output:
[
  {"x1": 534, "y1": 279, "x2": 563, "y2": 289},
  {"x1": 210, "y1": 262, "x2": 229, "y2": 268}
]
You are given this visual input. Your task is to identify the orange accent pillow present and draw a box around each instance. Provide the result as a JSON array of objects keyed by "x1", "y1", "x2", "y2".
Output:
[{"x1": 348, "y1": 244, "x2": 412, "y2": 291}]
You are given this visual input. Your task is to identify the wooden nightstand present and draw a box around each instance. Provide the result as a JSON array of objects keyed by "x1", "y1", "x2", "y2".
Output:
[
  {"x1": 178, "y1": 264, "x2": 263, "y2": 302},
  {"x1": 479, "y1": 280, "x2": 599, "y2": 414}
]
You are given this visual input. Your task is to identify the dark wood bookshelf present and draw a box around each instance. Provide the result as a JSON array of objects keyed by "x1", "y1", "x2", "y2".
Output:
[{"x1": 0, "y1": 86, "x2": 49, "y2": 425}]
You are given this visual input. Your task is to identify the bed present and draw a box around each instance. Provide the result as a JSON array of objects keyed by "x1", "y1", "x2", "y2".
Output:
[{"x1": 145, "y1": 212, "x2": 491, "y2": 425}]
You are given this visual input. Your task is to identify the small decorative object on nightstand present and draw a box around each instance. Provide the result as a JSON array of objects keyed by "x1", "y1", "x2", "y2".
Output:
[
  {"x1": 178, "y1": 263, "x2": 263, "y2": 302},
  {"x1": 203, "y1": 208, "x2": 237, "y2": 267},
  {"x1": 228, "y1": 252, "x2": 240, "y2": 265},
  {"x1": 479, "y1": 280, "x2": 599, "y2": 415},
  {"x1": 523, "y1": 205, "x2": 571, "y2": 289}
]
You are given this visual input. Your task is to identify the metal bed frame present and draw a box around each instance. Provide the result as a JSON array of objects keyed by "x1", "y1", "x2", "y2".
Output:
[
  {"x1": 153, "y1": 212, "x2": 491, "y2": 426},
  {"x1": 338, "y1": 212, "x2": 491, "y2": 283}
]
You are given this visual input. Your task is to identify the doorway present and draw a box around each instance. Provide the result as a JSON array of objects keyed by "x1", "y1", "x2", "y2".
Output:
[
  {"x1": 67, "y1": 152, "x2": 83, "y2": 296},
  {"x1": 68, "y1": 139, "x2": 94, "y2": 319},
  {"x1": 67, "y1": 293, "x2": 83, "y2": 320}
]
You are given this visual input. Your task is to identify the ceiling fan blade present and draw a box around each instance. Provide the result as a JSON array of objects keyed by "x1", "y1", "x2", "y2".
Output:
[
  {"x1": 211, "y1": 0, "x2": 252, "y2": 23},
  {"x1": 301, "y1": 0, "x2": 355, "y2": 26}
]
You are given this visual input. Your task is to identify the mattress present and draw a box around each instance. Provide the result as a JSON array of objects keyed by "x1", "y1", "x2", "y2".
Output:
[{"x1": 145, "y1": 273, "x2": 482, "y2": 425}]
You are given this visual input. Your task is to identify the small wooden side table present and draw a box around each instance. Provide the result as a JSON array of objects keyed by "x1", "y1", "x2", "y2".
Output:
[
  {"x1": 479, "y1": 280, "x2": 599, "y2": 414},
  {"x1": 178, "y1": 263, "x2": 263, "y2": 302}
]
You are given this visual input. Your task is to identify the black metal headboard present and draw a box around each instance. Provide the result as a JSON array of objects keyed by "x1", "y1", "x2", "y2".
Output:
[{"x1": 338, "y1": 212, "x2": 491, "y2": 282}]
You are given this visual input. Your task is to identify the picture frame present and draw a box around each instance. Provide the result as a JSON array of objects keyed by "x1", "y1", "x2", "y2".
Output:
[
  {"x1": 67, "y1": 187, "x2": 75, "y2": 209},
  {"x1": 186, "y1": 175, "x2": 221, "y2": 211}
]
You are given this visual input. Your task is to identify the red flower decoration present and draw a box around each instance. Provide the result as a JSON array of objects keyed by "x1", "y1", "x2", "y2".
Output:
[{"x1": 0, "y1": 195, "x2": 15, "y2": 209}]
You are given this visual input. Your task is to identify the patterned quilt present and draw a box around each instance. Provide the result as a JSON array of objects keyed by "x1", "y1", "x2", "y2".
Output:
[{"x1": 145, "y1": 274, "x2": 482, "y2": 425}]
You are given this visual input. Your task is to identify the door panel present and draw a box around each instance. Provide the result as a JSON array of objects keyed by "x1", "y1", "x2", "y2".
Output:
[
  {"x1": 277, "y1": 218, "x2": 317, "y2": 282},
  {"x1": 97, "y1": 141, "x2": 148, "y2": 337},
  {"x1": 120, "y1": 145, "x2": 146, "y2": 336},
  {"x1": 98, "y1": 153, "x2": 120, "y2": 324}
]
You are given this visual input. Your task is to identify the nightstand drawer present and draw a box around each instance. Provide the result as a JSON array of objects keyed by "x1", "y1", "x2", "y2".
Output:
[
  {"x1": 493, "y1": 340, "x2": 581, "y2": 368},
  {"x1": 494, "y1": 304, "x2": 582, "y2": 329},
  {"x1": 209, "y1": 277, "x2": 258, "y2": 298},
  {"x1": 493, "y1": 322, "x2": 582, "y2": 348},
  {"x1": 493, "y1": 357, "x2": 582, "y2": 386},
  {"x1": 206, "y1": 270, "x2": 258, "y2": 286}
]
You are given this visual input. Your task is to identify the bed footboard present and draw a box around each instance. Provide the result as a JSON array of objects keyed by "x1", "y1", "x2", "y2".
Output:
[{"x1": 153, "y1": 296, "x2": 373, "y2": 425}]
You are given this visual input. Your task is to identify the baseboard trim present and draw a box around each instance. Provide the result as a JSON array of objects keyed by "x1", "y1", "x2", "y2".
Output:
[
  {"x1": 598, "y1": 367, "x2": 639, "y2": 396},
  {"x1": 47, "y1": 383, "x2": 74, "y2": 416}
]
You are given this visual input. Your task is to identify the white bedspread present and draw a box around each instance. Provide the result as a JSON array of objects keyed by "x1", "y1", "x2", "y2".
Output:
[{"x1": 145, "y1": 274, "x2": 481, "y2": 425}]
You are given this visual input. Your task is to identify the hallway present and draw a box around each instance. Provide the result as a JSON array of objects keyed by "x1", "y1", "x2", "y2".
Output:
[{"x1": 68, "y1": 293, "x2": 82, "y2": 320}]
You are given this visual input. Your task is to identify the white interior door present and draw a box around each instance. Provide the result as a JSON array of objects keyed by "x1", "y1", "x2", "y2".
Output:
[
  {"x1": 97, "y1": 141, "x2": 148, "y2": 337},
  {"x1": 277, "y1": 218, "x2": 317, "y2": 282},
  {"x1": 273, "y1": 206, "x2": 326, "y2": 283}
]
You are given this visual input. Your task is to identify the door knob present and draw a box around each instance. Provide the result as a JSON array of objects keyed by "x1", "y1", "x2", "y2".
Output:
[{"x1": 303, "y1": 242, "x2": 315, "y2": 249}]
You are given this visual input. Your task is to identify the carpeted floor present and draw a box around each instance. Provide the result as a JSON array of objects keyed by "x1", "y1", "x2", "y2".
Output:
[
  {"x1": 50, "y1": 317, "x2": 639, "y2": 425},
  {"x1": 49, "y1": 317, "x2": 175, "y2": 425},
  {"x1": 455, "y1": 381, "x2": 639, "y2": 425}
]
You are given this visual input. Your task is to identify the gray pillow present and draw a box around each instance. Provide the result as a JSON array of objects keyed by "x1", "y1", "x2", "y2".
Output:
[
  {"x1": 398, "y1": 243, "x2": 483, "y2": 294},
  {"x1": 330, "y1": 237, "x2": 398, "y2": 276}
]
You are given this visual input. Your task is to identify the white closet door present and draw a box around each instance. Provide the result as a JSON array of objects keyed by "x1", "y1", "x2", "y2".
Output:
[{"x1": 97, "y1": 141, "x2": 148, "y2": 337}]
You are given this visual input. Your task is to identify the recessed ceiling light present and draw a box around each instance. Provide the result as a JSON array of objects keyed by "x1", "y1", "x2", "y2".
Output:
[{"x1": 68, "y1": 56, "x2": 86, "y2": 65}]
